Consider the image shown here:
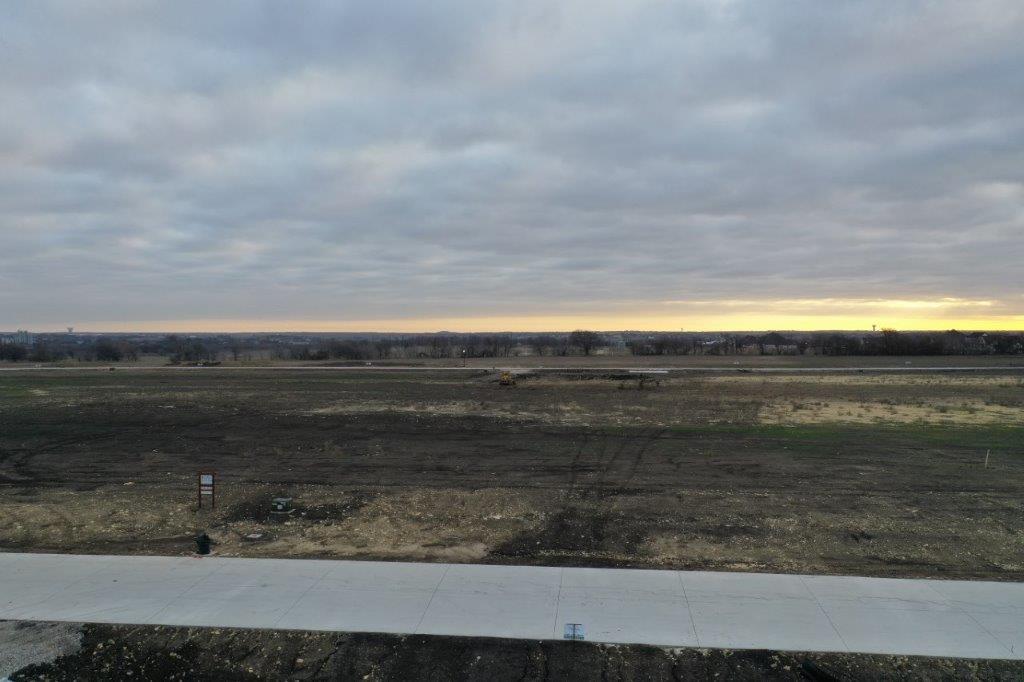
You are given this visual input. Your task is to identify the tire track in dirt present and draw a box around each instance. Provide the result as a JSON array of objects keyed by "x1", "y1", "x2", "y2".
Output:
[
  {"x1": 590, "y1": 431, "x2": 632, "y2": 493},
  {"x1": 0, "y1": 432, "x2": 116, "y2": 486},
  {"x1": 590, "y1": 426, "x2": 664, "y2": 493},
  {"x1": 624, "y1": 428, "x2": 666, "y2": 486},
  {"x1": 567, "y1": 433, "x2": 589, "y2": 493}
]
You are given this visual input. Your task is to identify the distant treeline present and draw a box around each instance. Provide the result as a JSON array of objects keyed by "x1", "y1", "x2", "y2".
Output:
[{"x1": 2, "y1": 329, "x2": 1022, "y2": 363}]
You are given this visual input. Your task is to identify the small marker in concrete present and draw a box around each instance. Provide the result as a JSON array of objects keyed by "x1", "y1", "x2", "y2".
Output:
[{"x1": 564, "y1": 623, "x2": 586, "y2": 641}]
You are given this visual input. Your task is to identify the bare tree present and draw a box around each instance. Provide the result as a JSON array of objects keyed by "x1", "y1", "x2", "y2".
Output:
[
  {"x1": 881, "y1": 328, "x2": 901, "y2": 355},
  {"x1": 568, "y1": 330, "x2": 601, "y2": 356}
]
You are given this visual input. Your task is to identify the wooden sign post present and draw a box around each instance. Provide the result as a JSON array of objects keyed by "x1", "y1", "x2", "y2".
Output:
[{"x1": 198, "y1": 471, "x2": 216, "y2": 509}]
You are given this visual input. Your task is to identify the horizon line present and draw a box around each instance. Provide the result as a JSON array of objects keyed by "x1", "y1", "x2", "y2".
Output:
[{"x1": 6, "y1": 327, "x2": 1021, "y2": 335}]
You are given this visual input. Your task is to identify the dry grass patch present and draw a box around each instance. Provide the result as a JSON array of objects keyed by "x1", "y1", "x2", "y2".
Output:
[
  {"x1": 707, "y1": 374, "x2": 1024, "y2": 387},
  {"x1": 760, "y1": 398, "x2": 1024, "y2": 425},
  {"x1": 307, "y1": 399, "x2": 602, "y2": 426},
  {"x1": 217, "y1": 487, "x2": 553, "y2": 562},
  {"x1": 1, "y1": 486, "x2": 197, "y2": 550}
]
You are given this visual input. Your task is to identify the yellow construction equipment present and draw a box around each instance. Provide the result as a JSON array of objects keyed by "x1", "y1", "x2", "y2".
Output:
[{"x1": 499, "y1": 371, "x2": 516, "y2": 386}]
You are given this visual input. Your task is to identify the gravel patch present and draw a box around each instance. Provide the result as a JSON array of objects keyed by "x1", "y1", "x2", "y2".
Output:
[{"x1": 0, "y1": 622, "x2": 81, "y2": 680}]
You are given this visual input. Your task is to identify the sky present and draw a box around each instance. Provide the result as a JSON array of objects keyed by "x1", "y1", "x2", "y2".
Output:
[{"x1": 2, "y1": 1, "x2": 1023, "y2": 332}]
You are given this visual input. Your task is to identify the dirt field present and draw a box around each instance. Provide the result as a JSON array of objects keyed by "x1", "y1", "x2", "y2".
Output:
[
  {"x1": 1, "y1": 366, "x2": 1022, "y2": 579},
  {"x1": 7, "y1": 621, "x2": 1022, "y2": 681}
]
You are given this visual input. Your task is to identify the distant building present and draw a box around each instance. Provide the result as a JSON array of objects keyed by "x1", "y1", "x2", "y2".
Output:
[
  {"x1": 12, "y1": 330, "x2": 33, "y2": 346},
  {"x1": 604, "y1": 334, "x2": 627, "y2": 349},
  {"x1": 942, "y1": 329, "x2": 990, "y2": 354},
  {"x1": 965, "y1": 332, "x2": 991, "y2": 353},
  {"x1": 759, "y1": 331, "x2": 799, "y2": 355}
]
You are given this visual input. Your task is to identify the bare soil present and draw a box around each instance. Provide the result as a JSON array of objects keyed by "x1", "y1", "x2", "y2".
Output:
[
  {"x1": 7, "y1": 622, "x2": 1023, "y2": 681},
  {"x1": 1, "y1": 368, "x2": 1022, "y2": 578}
]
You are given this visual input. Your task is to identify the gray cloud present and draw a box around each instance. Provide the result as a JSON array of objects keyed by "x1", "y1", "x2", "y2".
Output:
[{"x1": 1, "y1": 0, "x2": 1023, "y2": 328}]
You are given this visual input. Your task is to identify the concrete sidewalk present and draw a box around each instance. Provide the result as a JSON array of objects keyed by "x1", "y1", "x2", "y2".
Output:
[{"x1": 0, "y1": 553, "x2": 1020, "y2": 659}]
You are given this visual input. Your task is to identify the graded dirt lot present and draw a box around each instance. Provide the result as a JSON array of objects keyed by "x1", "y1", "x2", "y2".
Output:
[{"x1": 1, "y1": 366, "x2": 1022, "y2": 579}]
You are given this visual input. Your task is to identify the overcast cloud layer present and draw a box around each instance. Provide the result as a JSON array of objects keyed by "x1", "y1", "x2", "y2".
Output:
[{"x1": 2, "y1": 1, "x2": 1023, "y2": 330}]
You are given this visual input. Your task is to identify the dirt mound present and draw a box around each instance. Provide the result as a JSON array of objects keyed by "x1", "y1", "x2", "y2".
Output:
[
  {"x1": 223, "y1": 492, "x2": 374, "y2": 525},
  {"x1": 491, "y1": 507, "x2": 647, "y2": 564}
]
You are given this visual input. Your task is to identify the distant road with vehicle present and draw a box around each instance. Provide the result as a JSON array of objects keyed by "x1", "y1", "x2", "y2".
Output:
[{"x1": 2, "y1": 364, "x2": 1023, "y2": 373}]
